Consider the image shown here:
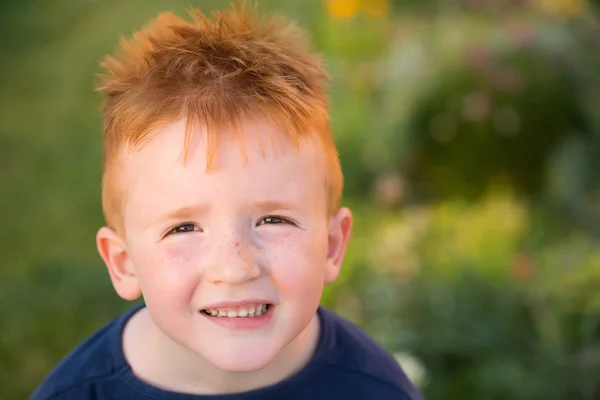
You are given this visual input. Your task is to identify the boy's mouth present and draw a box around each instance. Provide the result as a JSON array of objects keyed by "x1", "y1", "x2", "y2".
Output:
[{"x1": 201, "y1": 303, "x2": 272, "y2": 318}]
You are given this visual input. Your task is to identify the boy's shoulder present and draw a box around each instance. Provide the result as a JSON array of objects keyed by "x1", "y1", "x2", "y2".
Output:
[
  {"x1": 29, "y1": 305, "x2": 142, "y2": 400},
  {"x1": 313, "y1": 307, "x2": 422, "y2": 399}
]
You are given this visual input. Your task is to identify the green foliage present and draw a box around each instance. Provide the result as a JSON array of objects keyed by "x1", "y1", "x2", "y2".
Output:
[{"x1": 355, "y1": 194, "x2": 600, "y2": 399}]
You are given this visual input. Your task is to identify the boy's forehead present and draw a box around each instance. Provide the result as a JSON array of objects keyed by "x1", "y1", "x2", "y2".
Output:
[
  {"x1": 118, "y1": 117, "x2": 329, "y2": 220},
  {"x1": 115, "y1": 117, "x2": 333, "y2": 230},
  {"x1": 122, "y1": 117, "x2": 324, "y2": 172}
]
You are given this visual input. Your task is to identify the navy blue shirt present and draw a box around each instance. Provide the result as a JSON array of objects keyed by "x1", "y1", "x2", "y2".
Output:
[{"x1": 31, "y1": 305, "x2": 422, "y2": 400}]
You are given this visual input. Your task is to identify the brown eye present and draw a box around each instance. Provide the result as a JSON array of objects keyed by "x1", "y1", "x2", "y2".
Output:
[
  {"x1": 169, "y1": 223, "x2": 200, "y2": 234},
  {"x1": 257, "y1": 216, "x2": 291, "y2": 226}
]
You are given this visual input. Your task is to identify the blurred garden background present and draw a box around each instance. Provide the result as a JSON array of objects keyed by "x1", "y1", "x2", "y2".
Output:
[{"x1": 2, "y1": 0, "x2": 600, "y2": 398}]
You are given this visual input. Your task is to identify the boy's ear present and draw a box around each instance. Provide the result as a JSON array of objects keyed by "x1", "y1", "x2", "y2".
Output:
[
  {"x1": 96, "y1": 227, "x2": 141, "y2": 301},
  {"x1": 324, "y1": 207, "x2": 353, "y2": 284}
]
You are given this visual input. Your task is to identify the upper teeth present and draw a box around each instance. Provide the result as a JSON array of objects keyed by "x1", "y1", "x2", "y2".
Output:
[{"x1": 204, "y1": 304, "x2": 268, "y2": 318}]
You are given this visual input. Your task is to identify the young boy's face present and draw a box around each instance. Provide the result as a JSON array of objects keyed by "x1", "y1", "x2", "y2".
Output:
[{"x1": 97, "y1": 118, "x2": 352, "y2": 373}]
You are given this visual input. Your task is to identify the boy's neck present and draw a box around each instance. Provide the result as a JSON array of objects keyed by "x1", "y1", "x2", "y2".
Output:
[{"x1": 122, "y1": 306, "x2": 321, "y2": 395}]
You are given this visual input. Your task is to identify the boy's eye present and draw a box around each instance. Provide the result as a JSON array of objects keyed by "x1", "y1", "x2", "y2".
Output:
[
  {"x1": 168, "y1": 223, "x2": 201, "y2": 235},
  {"x1": 257, "y1": 216, "x2": 291, "y2": 226}
]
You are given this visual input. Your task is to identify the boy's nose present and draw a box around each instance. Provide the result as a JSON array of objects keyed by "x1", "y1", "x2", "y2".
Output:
[{"x1": 203, "y1": 233, "x2": 262, "y2": 285}]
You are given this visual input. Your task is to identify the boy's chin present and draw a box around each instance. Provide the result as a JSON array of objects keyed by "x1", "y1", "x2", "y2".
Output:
[{"x1": 200, "y1": 342, "x2": 281, "y2": 373}]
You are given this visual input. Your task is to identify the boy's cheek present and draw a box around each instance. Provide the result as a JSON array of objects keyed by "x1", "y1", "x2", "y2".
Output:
[
  {"x1": 133, "y1": 244, "x2": 203, "y2": 284},
  {"x1": 137, "y1": 260, "x2": 200, "y2": 306},
  {"x1": 268, "y1": 242, "x2": 326, "y2": 282},
  {"x1": 161, "y1": 242, "x2": 202, "y2": 267}
]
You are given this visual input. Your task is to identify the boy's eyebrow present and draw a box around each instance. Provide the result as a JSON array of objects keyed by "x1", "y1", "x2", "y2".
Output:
[
  {"x1": 147, "y1": 201, "x2": 309, "y2": 228},
  {"x1": 147, "y1": 205, "x2": 210, "y2": 228},
  {"x1": 254, "y1": 201, "x2": 309, "y2": 214}
]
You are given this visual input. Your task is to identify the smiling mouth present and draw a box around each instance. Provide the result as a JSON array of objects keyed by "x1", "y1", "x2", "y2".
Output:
[{"x1": 201, "y1": 304, "x2": 272, "y2": 318}]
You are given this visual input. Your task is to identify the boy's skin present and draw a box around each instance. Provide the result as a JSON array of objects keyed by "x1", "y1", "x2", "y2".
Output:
[{"x1": 96, "y1": 117, "x2": 353, "y2": 394}]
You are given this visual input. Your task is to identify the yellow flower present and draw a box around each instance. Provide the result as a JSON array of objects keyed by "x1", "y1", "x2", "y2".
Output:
[
  {"x1": 361, "y1": 0, "x2": 390, "y2": 18},
  {"x1": 327, "y1": 0, "x2": 359, "y2": 20},
  {"x1": 536, "y1": 0, "x2": 586, "y2": 17},
  {"x1": 562, "y1": 0, "x2": 586, "y2": 16}
]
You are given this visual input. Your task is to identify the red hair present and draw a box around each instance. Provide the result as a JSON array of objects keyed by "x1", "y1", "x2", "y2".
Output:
[{"x1": 96, "y1": 2, "x2": 343, "y2": 231}]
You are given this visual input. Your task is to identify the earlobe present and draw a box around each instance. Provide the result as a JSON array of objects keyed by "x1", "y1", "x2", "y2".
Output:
[
  {"x1": 96, "y1": 227, "x2": 142, "y2": 301},
  {"x1": 324, "y1": 207, "x2": 353, "y2": 284}
]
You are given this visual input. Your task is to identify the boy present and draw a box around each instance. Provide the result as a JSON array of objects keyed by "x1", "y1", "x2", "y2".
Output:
[{"x1": 31, "y1": 3, "x2": 422, "y2": 399}]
